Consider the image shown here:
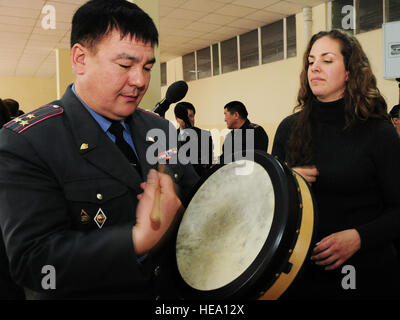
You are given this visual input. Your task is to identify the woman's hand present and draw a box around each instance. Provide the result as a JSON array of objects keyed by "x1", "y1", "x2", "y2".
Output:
[
  {"x1": 311, "y1": 229, "x2": 361, "y2": 270},
  {"x1": 292, "y1": 166, "x2": 319, "y2": 185}
]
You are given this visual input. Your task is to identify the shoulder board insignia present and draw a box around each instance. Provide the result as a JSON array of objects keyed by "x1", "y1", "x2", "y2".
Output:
[
  {"x1": 4, "y1": 104, "x2": 64, "y2": 134},
  {"x1": 249, "y1": 123, "x2": 259, "y2": 129},
  {"x1": 136, "y1": 108, "x2": 161, "y2": 118}
]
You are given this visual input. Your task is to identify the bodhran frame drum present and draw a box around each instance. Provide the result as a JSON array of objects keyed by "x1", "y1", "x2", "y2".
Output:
[{"x1": 174, "y1": 152, "x2": 317, "y2": 300}]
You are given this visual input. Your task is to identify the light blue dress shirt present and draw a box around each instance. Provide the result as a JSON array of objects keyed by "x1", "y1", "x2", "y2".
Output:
[{"x1": 71, "y1": 84, "x2": 139, "y2": 159}]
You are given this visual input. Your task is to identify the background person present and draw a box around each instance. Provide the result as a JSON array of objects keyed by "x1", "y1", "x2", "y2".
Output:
[
  {"x1": 220, "y1": 100, "x2": 268, "y2": 163},
  {"x1": 0, "y1": 99, "x2": 24, "y2": 299},
  {"x1": 0, "y1": 99, "x2": 11, "y2": 128},
  {"x1": 2, "y1": 99, "x2": 20, "y2": 119},
  {"x1": 389, "y1": 104, "x2": 400, "y2": 136},
  {"x1": 174, "y1": 101, "x2": 214, "y2": 177}
]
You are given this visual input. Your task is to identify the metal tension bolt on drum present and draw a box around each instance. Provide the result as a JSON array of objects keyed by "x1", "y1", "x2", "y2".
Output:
[{"x1": 174, "y1": 152, "x2": 317, "y2": 300}]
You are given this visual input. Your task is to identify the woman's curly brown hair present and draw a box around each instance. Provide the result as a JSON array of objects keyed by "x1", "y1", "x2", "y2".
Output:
[{"x1": 286, "y1": 29, "x2": 388, "y2": 167}]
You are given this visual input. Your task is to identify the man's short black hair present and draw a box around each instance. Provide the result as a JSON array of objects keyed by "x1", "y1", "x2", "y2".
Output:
[
  {"x1": 0, "y1": 98, "x2": 11, "y2": 127},
  {"x1": 2, "y1": 99, "x2": 19, "y2": 117},
  {"x1": 224, "y1": 100, "x2": 248, "y2": 119},
  {"x1": 71, "y1": 0, "x2": 158, "y2": 50},
  {"x1": 175, "y1": 101, "x2": 195, "y2": 116},
  {"x1": 390, "y1": 104, "x2": 400, "y2": 119}
]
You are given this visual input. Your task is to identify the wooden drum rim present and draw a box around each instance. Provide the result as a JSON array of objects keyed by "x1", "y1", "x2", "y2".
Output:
[{"x1": 260, "y1": 170, "x2": 315, "y2": 300}]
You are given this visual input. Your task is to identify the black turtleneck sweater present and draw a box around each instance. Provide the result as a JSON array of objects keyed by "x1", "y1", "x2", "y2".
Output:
[{"x1": 272, "y1": 98, "x2": 400, "y2": 298}]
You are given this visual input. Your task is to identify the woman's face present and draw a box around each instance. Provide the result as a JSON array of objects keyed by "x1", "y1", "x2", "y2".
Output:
[{"x1": 307, "y1": 36, "x2": 349, "y2": 102}]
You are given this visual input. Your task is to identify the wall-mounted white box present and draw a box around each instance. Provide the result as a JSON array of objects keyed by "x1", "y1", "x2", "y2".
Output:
[{"x1": 383, "y1": 21, "x2": 400, "y2": 79}]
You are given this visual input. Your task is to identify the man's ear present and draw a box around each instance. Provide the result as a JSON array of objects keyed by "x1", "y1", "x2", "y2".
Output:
[{"x1": 71, "y1": 43, "x2": 88, "y2": 75}]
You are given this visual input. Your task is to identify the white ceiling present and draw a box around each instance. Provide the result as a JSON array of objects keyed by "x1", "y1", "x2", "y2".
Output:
[{"x1": 0, "y1": 0, "x2": 329, "y2": 78}]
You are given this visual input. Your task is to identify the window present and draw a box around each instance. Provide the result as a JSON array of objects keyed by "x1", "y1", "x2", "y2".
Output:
[
  {"x1": 182, "y1": 52, "x2": 196, "y2": 82},
  {"x1": 261, "y1": 20, "x2": 283, "y2": 64},
  {"x1": 212, "y1": 43, "x2": 220, "y2": 76},
  {"x1": 240, "y1": 29, "x2": 259, "y2": 69},
  {"x1": 331, "y1": 0, "x2": 389, "y2": 34},
  {"x1": 387, "y1": 0, "x2": 400, "y2": 22},
  {"x1": 179, "y1": 15, "x2": 297, "y2": 81},
  {"x1": 356, "y1": 0, "x2": 383, "y2": 34},
  {"x1": 197, "y1": 47, "x2": 211, "y2": 79},
  {"x1": 160, "y1": 62, "x2": 166, "y2": 87},
  {"x1": 286, "y1": 15, "x2": 296, "y2": 58},
  {"x1": 332, "y1": 0, "x2": 354, "y2": 32},
  {"x1": 221, "y1": 37, "x2": 238, "y2": 74}
]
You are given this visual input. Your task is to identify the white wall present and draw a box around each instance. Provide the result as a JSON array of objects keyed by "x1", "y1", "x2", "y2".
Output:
[{"x1": 162, "y1": 3, "x2": 399, "y2": 155}]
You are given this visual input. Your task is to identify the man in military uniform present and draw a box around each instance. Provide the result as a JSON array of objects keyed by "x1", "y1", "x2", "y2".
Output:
[
  {"x1": 174, "y1": 102, "x2": 214, "y2": 178},
  {"x1": 0, "y1": 0, "x2": 198, "y2": 299},
  {"x1": 220, "y1": 100, "x2": 269, "y2": 163}
]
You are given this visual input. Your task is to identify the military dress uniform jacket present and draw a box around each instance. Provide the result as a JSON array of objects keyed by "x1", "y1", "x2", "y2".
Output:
[{"x1": 0, "y1": 85, "x2": 199, "y2": 299}]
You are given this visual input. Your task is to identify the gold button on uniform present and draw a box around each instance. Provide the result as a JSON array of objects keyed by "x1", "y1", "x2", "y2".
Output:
[
  {"x1": 174, "y1": 173, "x2": 178, "y2": 179},
  {"x1": 97, "y1": 193, "x2": 103, "y2": 200},
  {"x1": 154, "y1": 266, "x2": 161, "y2": 277},
  {"x1": 80, "y1": 143, "x2": 89, "y2": 150}
]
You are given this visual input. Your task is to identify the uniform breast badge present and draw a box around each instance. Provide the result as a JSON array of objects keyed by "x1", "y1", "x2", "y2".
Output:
[
  {"x1": 158, "y1": 147, "x2": 178, "y2": 161},
  {"x1": 80, "y1": 209, "x2": 91, "y2": 224},
  {"x1": 80, "y1": 143, "x2": 89, "y2": 150},
  {"x1": 94, "y1": 208, "x2": 107, "y2": 229}
]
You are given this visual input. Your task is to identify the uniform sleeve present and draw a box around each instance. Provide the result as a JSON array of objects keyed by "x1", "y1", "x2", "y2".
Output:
[
  {"x1": 355, "y1": 123, "x2": 400, "y2": 251},
  {"x1": 255, "y1": 127, "x2": 269, "y2": 152},
  {"x1": 0, "y1": 130, "x2": 150, "y2": 297}
]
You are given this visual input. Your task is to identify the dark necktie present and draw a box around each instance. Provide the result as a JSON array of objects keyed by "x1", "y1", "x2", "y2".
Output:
[{"x1": 108, "y1": 121, "x2": 141, "y2": 172}]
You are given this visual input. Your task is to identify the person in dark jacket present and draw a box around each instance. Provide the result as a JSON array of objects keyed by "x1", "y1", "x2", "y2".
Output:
[
  {"x1": 0, "y1": 99, "x2": 25, "y2": 300},
  {"x1": 272, "y1": 30, "x2": 400, "y2": 299},
  {"x1": 174, "y1": 102, "x2": 214, "y2": 177},
  {"x1": 389, "y1": 104, "x2": 400, "y2": 136},
  {"x1": 0, "y1": 99, "x2": 11, "y2": 128},
  {"x1": 0, "y1": 0, "x2": 198, "y2": 300},
  {"x1": 220, "y1": 100, "x2": 268, "y2": 163},
  {"x1": 2, "y1": 99, "x2": 20, "y2": 119}
]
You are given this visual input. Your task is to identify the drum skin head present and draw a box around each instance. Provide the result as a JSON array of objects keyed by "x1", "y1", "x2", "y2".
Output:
[
  {"x1": 174, "y1": 152, "x2": 317, "y2": 300},
  {"x1": 176, "y1": 160, "x2": 275, "y2": 291}
]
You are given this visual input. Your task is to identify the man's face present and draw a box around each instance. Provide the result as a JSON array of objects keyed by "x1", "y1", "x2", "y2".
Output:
[
  {"x1": 224, "y1": 108, "x2": 237, "y2": 129},
  {"x1": 187, "y1": 109, "x2": 195, "y2": 127},
  {"x1": 75, "y1": 29, "x2": 155, "y2": 120},
  {"x1": 175, "y1": 117, "x2": 186, "y2": 130}
]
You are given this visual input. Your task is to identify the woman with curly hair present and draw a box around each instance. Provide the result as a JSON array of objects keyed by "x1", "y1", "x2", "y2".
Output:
[{"x1": 272, "y1": 30, "x2": 400, "y2": 299}]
